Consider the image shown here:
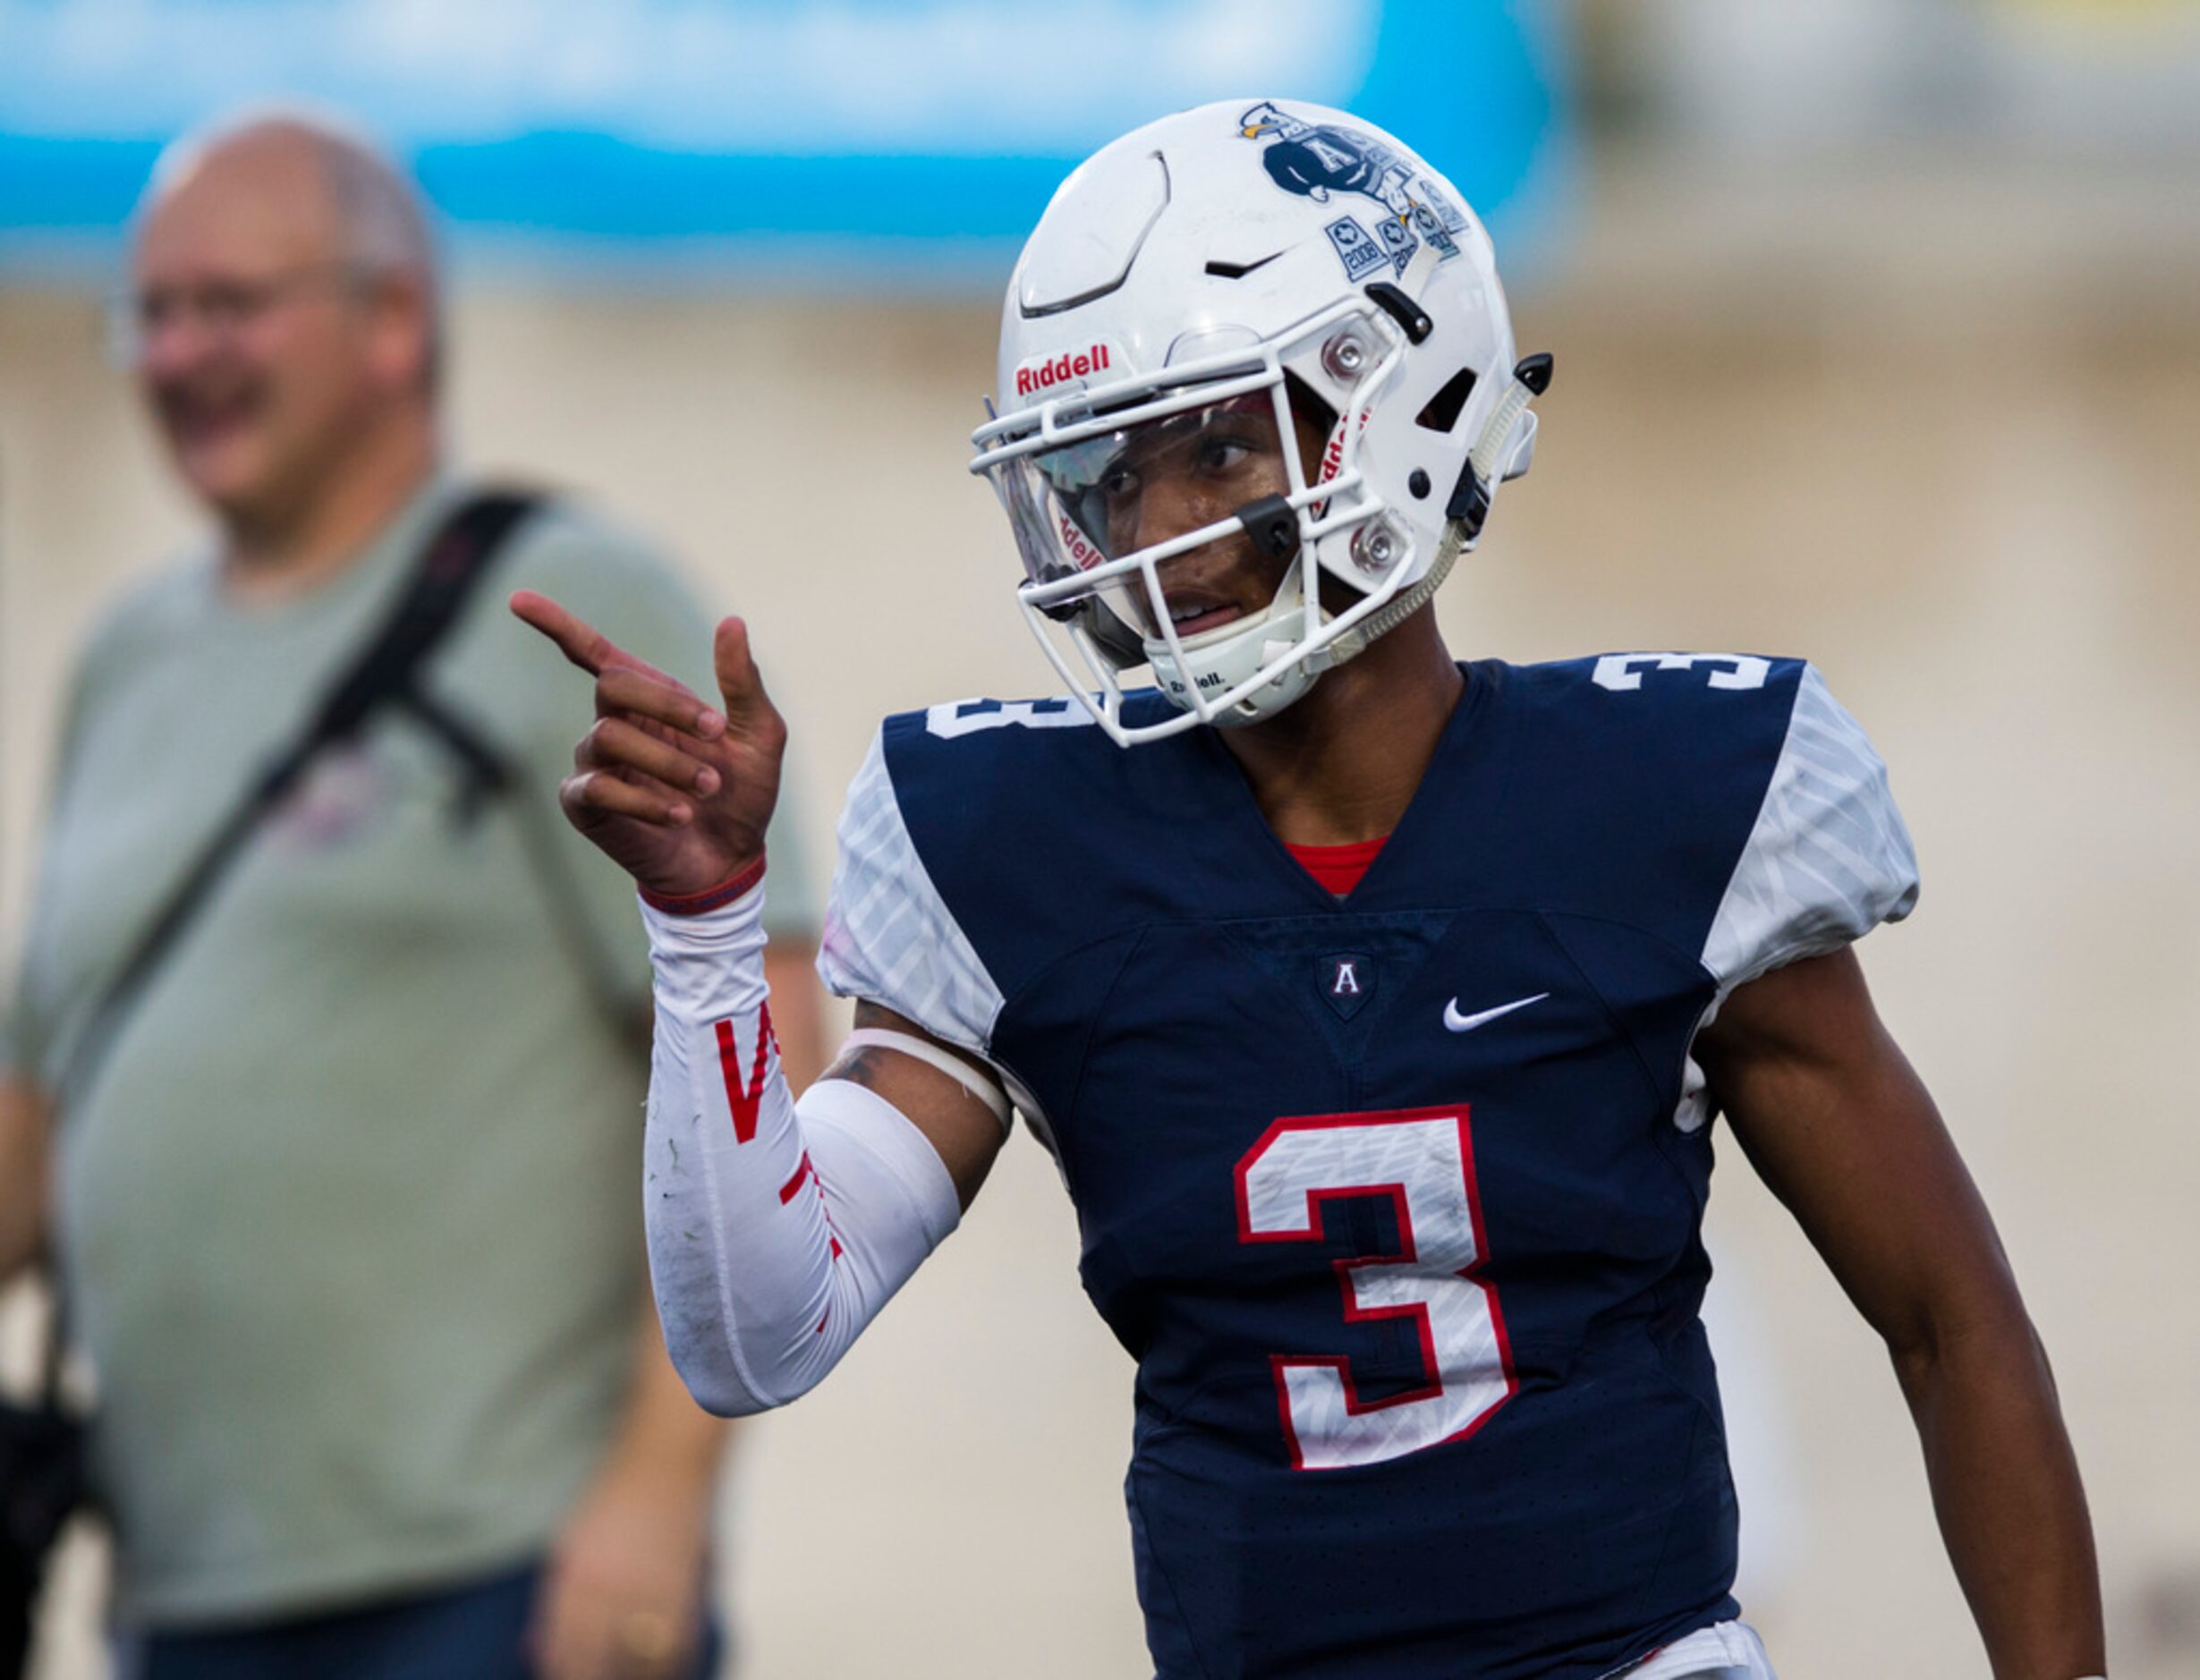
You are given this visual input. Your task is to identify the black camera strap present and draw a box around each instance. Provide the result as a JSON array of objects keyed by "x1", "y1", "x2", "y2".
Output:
[{"x1": 57, "y1": 488, "x2": 546, "y2": 1108}]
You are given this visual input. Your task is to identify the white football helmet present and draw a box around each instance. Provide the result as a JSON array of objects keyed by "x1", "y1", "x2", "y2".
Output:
[{"x1": 969, "y1": 98, "x2": 1549, "y2": 745}]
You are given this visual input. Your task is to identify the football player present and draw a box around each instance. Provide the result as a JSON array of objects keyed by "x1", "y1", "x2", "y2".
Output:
[{"x1": 514, "y1": 101, "x2": 2103, "y2": 1679}]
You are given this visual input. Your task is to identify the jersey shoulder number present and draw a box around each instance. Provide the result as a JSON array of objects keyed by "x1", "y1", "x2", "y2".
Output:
[
  {"x1": 1588, "y1": 650, "x2": 1771, "y2": 693},
  {"x1": 1501, "y1": 652, "x2": 1920, "y2": 989},
  {"x1": 921, "y1": 695, "x2": 1101, "y2": 739}
]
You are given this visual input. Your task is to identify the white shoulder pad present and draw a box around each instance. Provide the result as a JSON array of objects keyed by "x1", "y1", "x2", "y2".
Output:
[
  {"x1": 1702, "y1": 664, "x2": 1920, "y2": 992},
  {"x1": 817, "y1": 726, "x2": 1006, "y2": 1058}
]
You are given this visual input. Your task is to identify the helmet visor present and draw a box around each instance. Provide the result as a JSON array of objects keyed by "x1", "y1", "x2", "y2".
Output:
[{"x1": 984, "y1": 393, "x2": 1299, "y2": 639}]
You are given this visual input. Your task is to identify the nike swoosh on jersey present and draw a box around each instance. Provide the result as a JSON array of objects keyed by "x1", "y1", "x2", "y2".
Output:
[{"x1": 1442, "y1": 992, "x2": 1550, "y2": 1033}]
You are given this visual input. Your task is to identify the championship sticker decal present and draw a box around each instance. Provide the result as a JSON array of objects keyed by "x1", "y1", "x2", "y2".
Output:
[
  {"x1": 1375, "y1": 216, "x2": 1417, "y2": 274},
  {"x1": 1324, "y1": 216, "x2": 1388, "y2": 281}
]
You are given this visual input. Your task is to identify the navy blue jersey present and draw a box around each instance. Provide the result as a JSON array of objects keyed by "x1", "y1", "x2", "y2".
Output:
[{"x1": 820, "y1": 654, "x2": 1917, "y2": 1680}]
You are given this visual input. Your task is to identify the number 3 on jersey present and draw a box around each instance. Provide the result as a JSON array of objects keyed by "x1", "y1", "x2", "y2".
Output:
[{"x1": 1234, "y1": 1106, "x2": 1516, "y2": 1472}]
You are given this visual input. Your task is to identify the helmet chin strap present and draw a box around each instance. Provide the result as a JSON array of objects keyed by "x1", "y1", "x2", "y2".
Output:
[
  {"x1": 1319, "y1": 517, "x2": 1466, "y2": 670},
  {"x1": 1446, "y1": 354, "x2": 1554, "y2": 539}
]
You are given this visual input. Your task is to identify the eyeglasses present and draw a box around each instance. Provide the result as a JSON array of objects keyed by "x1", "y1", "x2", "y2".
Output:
[{"x1": 106, "y1": 262, "x2": 372, "y2": 364}]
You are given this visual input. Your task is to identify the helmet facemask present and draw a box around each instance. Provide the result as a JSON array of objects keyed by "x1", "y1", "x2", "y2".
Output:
[{"x1": 973, "y1": 298, "x2": 1420, "y2": 744}]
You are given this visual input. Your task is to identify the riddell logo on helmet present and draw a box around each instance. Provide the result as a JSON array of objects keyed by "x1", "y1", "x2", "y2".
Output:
[
  {"x1": 1318, "y1": 408, "x2": 1372, "y2": 488},
  {"x1": 1310, "y1": 408, "x2": 1372, "y2": 519},
  {"x1": 1016, "y1": 343, "x2": 1115, "y2": 398},
  {"x1": 1056, "y1": 512, "x2": 1105, "y2": 572}
]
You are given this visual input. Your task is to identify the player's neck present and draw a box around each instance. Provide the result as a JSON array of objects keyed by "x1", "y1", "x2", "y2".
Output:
[
  {"x1": 1219, "y1": 608, "x2": 1465, "y2": 848},
  {"x1": 219, "y1": 416, "x2": 439, "y2": 605}
]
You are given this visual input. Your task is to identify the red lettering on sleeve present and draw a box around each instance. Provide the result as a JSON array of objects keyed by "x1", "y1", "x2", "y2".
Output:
[
  {"x1": 715, "y1": 1003, "x2": 777, "y2": 1143},
  {"x1": 778, "y1": 1150, "x2": 816, "y2": 1205}
]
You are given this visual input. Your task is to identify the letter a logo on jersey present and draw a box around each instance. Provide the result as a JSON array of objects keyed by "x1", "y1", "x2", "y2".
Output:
[{"x1": 1319, "y1": 954, "x2": 1375, "y2": 1021}]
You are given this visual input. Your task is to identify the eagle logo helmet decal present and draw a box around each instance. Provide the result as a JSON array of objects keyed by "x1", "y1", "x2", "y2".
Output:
[{"x1": 1238, "y1": 99, "x2": 1469, "y2": 280}]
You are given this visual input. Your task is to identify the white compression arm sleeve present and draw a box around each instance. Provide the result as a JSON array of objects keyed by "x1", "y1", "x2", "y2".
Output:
[{"x1": 641, "y1": 879, "x2": 962, "y2": 1417}]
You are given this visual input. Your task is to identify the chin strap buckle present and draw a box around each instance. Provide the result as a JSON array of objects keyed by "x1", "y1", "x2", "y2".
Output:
[{"x1": 1446, "y1": 352, "x2": 1554, "y2": 539}]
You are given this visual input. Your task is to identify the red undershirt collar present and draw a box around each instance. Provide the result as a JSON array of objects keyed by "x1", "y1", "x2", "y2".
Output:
[{"x1": 1284, "y1": 836, "x2": 1389, "y2": 896}]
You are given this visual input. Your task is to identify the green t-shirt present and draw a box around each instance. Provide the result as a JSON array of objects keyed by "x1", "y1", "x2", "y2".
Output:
[{"x1": 0, "y1": 478, "x2": 813, "y2": 1625}]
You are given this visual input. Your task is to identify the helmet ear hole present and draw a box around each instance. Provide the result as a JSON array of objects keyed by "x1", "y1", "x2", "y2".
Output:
[{"x1": 1414, "y1": 366, "x2": 1479, "y2": 434}]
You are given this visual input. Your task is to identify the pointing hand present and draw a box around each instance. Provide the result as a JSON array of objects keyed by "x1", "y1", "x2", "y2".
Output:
[{"x1": 511, "y1": 590, "x2": 786, "y2": 901}]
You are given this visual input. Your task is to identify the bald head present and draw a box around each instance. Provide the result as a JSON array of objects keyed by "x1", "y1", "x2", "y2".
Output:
[
  {"x1": 131, "y1": 112, "x2": 443, "y2": 544},
  {"x1": 144, "y1": 114, "x2": 440, "y2": 353}
]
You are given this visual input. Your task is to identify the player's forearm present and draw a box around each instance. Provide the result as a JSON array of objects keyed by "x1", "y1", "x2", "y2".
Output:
[
  {"x1": 0, "y1": 1077, "x2": 53, "y2": 1284},
  {"x1": 643, "y1": 887, "x2": 843, "y2": 1414},
  {"x1": 1892, "y1": 1310, "x2": 2102, "y2": 1679},
  {"x1": 641, "y1": 883, "x2": 960, "y2": 1417}
]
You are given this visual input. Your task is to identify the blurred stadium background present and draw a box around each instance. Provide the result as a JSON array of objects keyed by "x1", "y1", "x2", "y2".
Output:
[{"x1": 4, "y1": 1, "x2": 2197, "y2": 1675}]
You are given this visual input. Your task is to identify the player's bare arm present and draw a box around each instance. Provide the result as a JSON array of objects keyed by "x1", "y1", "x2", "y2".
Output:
[
  {"x1": 512, "y1": 590, "x2": 1007, "y2": 1417},
  {"x1": 1700, "y1": 948, "x2": 2104, "y2": 1679},
  {"x1": 817, "y1": 1001, "x2": 1007, "y2": 1210},
  {"x1": 0, "y1": 1075, "x2": 53, "y2": 1284}
]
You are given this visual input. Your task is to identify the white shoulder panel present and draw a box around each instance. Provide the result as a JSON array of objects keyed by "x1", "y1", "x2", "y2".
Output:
[
  {"x1": 816, "y1": 727, "x2": 1006, "y2": 1059},
  {"x1": 1675, "y1": 666, "x2": 1920, "y2": 1134},
  {"x1": 1702, "y1": 664, "x2": 1921, "y2": 992}
]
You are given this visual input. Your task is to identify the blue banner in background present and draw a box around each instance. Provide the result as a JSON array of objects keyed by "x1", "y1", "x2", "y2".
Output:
[{"x1": 0, "y1": 0, "x2": 1573, "y2": 284}]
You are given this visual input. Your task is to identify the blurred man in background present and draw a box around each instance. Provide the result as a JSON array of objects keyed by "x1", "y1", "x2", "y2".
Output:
[{"x1": 0, "y1": 112, "x2": 822, "y2": 1678}]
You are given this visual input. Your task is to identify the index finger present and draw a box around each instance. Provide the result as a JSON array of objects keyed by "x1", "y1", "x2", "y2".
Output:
[{"x1": 510, "y1": 590, "x2": 670, "y2": 683}]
